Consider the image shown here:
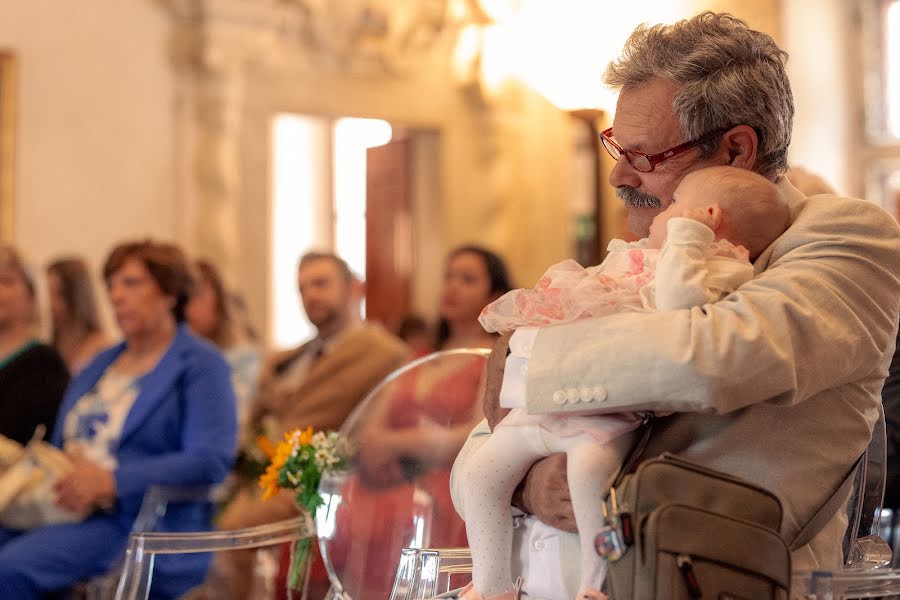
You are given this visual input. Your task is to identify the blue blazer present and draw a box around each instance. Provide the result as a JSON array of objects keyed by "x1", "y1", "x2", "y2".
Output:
[{"x1": 51, "y1": 324, "x2": 238, "y2": 520}]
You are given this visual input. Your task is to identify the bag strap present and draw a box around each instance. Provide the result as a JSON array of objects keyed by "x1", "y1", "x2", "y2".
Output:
[
  {"x1": 790, "y1": 452, "x2": 865, "y2": 551},
  {"x1": 609, "y1": 413, "x2": 654, "y2": 492}
]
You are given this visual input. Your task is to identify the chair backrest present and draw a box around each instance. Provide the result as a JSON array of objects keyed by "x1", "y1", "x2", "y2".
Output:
[
  {"x1": 844, "y1": 402, "x2": 889, "y2": 565},
  {"x1": 82, "y1": 484, "x2": 222, "y2": 600},
  {"x1": 114, "y1": 514, "x2": 314, "y2": 600},
  {"x1": 316, "y1": 348, "x2": 490, "y2": 600}
]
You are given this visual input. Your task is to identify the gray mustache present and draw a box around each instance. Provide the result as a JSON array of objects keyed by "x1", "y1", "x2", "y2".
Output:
[{"x1": 616, "y1": 186, "x2": 663, "y2": 209}]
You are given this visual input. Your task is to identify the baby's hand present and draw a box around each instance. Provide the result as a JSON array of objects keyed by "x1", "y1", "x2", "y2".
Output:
[{"x1": 682, "y1": 203, "x2": 722, "y2": 231}]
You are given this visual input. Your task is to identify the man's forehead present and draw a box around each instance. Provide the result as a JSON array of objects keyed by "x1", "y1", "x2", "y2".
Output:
[
  {"x1": 298, "y1": 259, "x2": 340, "y2": 281},
  {"x1": 613, "y1": 80, "x2": 682, "y2": 149}
]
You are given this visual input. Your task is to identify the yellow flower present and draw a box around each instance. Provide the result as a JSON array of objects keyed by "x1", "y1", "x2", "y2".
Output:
[
  {"x1": 298, "y1": 426, "x2": 314, "y2": 446},
  {"x1": 258, "y1": 437, "x2": 293, "y2": 500},
  {"x1": 256, "y1": 435, "x2": 277, "y2": 460}
]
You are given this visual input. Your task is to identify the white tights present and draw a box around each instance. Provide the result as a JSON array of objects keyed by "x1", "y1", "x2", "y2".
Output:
[{"x1": 461, "y1": 424, "x2": 634, "y2": 598}]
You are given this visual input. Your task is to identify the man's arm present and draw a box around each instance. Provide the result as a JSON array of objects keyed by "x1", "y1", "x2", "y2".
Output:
[
  {"x1": 527, "y1": 198, "x2": 900, "y2": 416},
  {"x1": 483, "y1": 196, "x2": 900, "y2": 524}
]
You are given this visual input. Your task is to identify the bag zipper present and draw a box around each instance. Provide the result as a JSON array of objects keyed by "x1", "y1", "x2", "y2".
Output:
[{"x1": 676, "y1": 554, "x2": 703, "y2": 599}]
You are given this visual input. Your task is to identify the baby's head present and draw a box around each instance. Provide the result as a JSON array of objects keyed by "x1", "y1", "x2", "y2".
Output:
[{"x1": 647, "y1": 166, "x2": 790, "y2": 260}]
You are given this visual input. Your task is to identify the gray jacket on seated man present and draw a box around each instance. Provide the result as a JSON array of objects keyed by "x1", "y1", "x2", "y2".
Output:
[{"x1": 450, "y1": 12, "x2": 900, "y2": 599}]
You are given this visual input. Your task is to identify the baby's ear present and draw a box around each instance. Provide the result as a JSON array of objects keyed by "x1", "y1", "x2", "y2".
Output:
[{"x1": 707, "y1": 203, "x2": 723, "y2": 229}]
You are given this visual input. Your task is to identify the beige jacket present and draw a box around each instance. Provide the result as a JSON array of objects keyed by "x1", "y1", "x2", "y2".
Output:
[
  {"x1": 250, "y1": 322, "x2": 409, "y2": 435},
  {"x1": 452, "y1": 178, "x2": 900, "y2": 586}
]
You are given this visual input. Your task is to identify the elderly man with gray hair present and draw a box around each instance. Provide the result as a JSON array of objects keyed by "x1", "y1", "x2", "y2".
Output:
[{"x1": 450, "y1": 12, "x2": 900, "y2": 599}]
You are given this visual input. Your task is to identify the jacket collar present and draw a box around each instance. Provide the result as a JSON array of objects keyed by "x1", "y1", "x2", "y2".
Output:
[{"x1": 752, "y1": 176, "x2": 808, "y2": 275}]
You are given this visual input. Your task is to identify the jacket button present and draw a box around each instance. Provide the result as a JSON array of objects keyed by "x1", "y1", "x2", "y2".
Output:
[
  {"x1": 566, "y1": 388, "x2": 579, "y2": 403},
  {"x1": 592, "y1": 385, "x2": 607, "y2": 402},
  {"x1": 579, "y1": 387, "x2": 592, "y2": 403},
  {"x1": 552, "y1": 390, "x2": 567, "y2": 405}
]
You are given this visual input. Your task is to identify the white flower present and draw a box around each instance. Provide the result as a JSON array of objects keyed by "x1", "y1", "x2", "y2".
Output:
[
  {"x1": 314, "y1": 448, "x2": 333, "y2": 469},
  {"x1": 311, "y1": 431, "x2": 328, "y2": 449}
]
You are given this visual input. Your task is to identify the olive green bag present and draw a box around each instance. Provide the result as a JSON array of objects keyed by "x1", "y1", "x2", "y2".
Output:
[
  {"x1": 601, "y1": 421, "x2": 862, "y2": 599},
  {"x1": 603, "y1": 452, "x2": 791, "y2": 599}
]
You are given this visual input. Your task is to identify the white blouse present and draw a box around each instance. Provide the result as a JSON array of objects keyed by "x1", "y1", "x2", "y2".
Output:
[{"x1": 63, "y1": 370, "x2": 139, "y2": 469}]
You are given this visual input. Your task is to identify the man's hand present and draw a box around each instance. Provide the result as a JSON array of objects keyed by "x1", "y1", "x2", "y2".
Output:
[
  {"x1": 513, "y1": 453, "x2": 577, "y2": 533},
  {"x1": 484, "y1": 332, "x2": 513, "y2": 430}
]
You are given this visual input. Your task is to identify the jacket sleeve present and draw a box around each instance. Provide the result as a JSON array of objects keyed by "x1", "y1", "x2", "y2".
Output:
[
  {"x1": 114, "y1": 352, "x2": 238, "y2": 500},
  {"x1": 526, "y1": 198, "x2": 900, "y2": 416}
]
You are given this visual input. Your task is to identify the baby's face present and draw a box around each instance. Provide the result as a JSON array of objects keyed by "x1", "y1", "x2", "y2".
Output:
[{"x1": 647, "y1": 175, "x2": 707, "y2": 249}]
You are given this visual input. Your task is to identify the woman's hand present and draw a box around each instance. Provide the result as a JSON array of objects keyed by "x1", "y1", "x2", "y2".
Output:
[{"x1": 54, "y1": 450, "x2": 117, "y2": 514}]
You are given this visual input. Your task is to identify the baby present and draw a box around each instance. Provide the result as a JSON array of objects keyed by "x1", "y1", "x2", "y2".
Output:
[{"x1": 458, "y1": 166, "x2": 789, "y2": 600}]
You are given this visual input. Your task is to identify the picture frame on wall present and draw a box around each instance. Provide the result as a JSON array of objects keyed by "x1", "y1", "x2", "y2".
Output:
[{"x1": 0, "y1": 52, "x2": 15, "y2": 243}]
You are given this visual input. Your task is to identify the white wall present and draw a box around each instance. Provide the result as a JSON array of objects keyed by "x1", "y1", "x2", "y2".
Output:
[
  {"x1": 0, "y1": 0, "x2": 177, "y2": 328},
  {"x1": 782, "y1": 0, "x2": 852, "y2": 195}
]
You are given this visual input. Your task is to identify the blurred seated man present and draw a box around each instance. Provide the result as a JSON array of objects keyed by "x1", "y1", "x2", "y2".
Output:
[
  {"x1": 218, "y1": 251, "x2": 407, "y2": 598},
  {"x1": 451, "y1": 12, "x2": 900, "y2": 599}
]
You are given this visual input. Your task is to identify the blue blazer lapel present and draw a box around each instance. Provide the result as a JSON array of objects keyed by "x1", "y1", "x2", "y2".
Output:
[{"x1": 116, "y1": 326, "x2": 192, "y2": 446}]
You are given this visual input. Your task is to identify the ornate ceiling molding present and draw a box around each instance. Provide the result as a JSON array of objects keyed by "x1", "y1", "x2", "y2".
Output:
[{"x1": 159, "y1": 0, "x2": 455, "y2": 77}]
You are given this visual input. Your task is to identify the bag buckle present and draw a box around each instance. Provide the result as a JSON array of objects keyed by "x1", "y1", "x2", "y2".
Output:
[{"x1": 595, "y1": 491, "x2": 625, "y2": 561}]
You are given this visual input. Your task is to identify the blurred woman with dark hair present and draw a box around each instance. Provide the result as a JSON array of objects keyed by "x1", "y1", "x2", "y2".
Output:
[
  {"x1": 0, "y1": 246, "x2": 69, "y2": 445},
  {"x1": 435, "y1": 245, "x2": 513, "y2": 350},
  {"x1": 0, "y1": 240, "x2": 237, "y2": 599},
  {"x1": 46, "y1": 257, "x2": 109, "y2": 374},
  {"x1": 186, "y1": 259, "x2": 261, "y2": 428}
]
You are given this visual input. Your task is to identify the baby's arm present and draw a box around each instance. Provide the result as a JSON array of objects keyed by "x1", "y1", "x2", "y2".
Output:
[{"x1": 654, "y1": 217, "x2": 751, "y2": 311}]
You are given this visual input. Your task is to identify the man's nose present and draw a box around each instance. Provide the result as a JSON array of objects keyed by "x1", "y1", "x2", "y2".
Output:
[{"x1": 608, "y1": 156, "x2": 642, "y2": 190}]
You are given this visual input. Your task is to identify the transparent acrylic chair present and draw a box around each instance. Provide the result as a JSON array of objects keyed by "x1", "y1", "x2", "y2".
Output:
[
  {"x1": 791, "y1": 403, "x2": 900, "y2": 598},
  {"x1": 80, "y1": 484, "x2": 223, "y2": 600},
  {"x1": 113, "y1": 511, "x2": 314, "y2": 600},
  {"x1": 315, "y1": 348, "x2": 490, "y2": 600},
  {"x1": 390, "y1": 547, "x2": 474, "y2": 600}
]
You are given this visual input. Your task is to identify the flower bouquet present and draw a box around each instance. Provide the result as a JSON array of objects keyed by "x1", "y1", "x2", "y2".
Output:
[{"x1": 258, "y1": 426, "x2": 351, "y2": 591}]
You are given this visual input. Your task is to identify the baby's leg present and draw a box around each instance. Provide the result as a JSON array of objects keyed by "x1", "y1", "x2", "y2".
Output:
[
  {"x1": 554, "y1": 431, "x2": 635, "y2": 596},
  {"x1": 461, "y1": 425, "x2": 547, "y2": 597}
]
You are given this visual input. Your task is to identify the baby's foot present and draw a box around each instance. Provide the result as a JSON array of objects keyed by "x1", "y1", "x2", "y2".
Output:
[{"x1": 578, "y1": 588, "x2": 608, "y2": 600}]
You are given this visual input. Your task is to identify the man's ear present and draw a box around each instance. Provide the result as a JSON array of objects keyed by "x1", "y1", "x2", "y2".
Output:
[{"x1": 721, "y1": 125, "x2": 758, "y2": 171}]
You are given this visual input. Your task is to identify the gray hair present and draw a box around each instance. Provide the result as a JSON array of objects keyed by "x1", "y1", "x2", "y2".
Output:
[{"x1": 604, "y1": 12, "x2": 794, "y2": 179}]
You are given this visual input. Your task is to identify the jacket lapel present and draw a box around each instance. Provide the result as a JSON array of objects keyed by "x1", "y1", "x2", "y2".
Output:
[{"x1": 116, "y1": 326, "x2": 191, "y2": 446}]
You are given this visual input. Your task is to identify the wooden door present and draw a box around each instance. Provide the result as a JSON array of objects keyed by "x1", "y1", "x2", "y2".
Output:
[{"x1": 365, "y1": 138, "x2": 412, "y2": 332}]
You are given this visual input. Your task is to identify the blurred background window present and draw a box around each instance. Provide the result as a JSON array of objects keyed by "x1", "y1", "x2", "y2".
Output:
[{"x1": 861, "y1": 0, "x2": 900, "y2": 221}]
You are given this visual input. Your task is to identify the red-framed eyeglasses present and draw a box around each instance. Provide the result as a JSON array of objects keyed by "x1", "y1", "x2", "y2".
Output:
[{"x1": 600, "y1": 127, "x2": 732, "y2": 173}]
